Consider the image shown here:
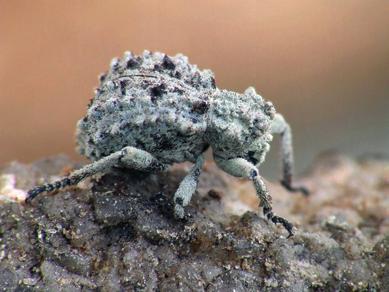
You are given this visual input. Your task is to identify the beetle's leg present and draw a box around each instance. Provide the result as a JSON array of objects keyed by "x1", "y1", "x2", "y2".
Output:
[
  {"x1": 25, "y1": 146, "x2": 166, "y2": 203},
  {"x1": 214, "y1": 156, "x2": 294, "y2": 237},
  {"x1": 271, "y1": 113, "x2": 309, "y2": 196},
  {"x1": 117, "y1": 146, "x2": 167, "y2": 172},
  {"x1": 173, "y1": 155, "x2": 204, "y2": 219}
]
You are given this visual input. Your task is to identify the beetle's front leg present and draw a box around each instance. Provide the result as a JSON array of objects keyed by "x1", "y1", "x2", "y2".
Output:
[
  {"x1": 173, "y1": 155, "x2": 204, "y2": 219},
  {"x1": 214, "y1": 156, "x2": 294, "y2": 237},
  {"x1": 271, "y1": 113, "x2": 309, "y2": 196}
]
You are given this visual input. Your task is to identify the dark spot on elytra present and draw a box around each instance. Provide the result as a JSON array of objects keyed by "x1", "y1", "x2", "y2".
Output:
[
  {"x1": 111, "y1": 99, "x2": 119, "y2": 108},
  {"x1": 150, "y1": 83, "x2": 167, "y2": 103},
  {"x1": 126, "y1": 57, "x2": 140, "y2": 69},
  {"x1": 95, "y1": 88, "x2": 102, "y2": 95},
  {"x1": 141, "y1": 80, "x2": 151, "y2": 90},
  {"x1": 153, "y1": 64, "x2": 162, "y2": 71},
  {"x1": 94, "y1": 105, "x2": 102, "y2": 111},
  {"x1": 191, "y1": 100, "x2": 209, "y2": 114},
  {"x1": 119, "y1": 121, "x2": 129, "y2": 130},
  {"x1": 210, "y1": 77, "x2": 216, "y2": 88},
  {"x1": 191, "y1": 72, "x2": 201, "y2": 88},
  {"x1": 173, "y1": 87, "x2": 184, "y2": 94},
  {"x1": 162, "y1": 55, "x2": 176, "y2": 70},
  {"x1": 111, "y1": 62, "x2": 120, "y2": 72},
  {"x1": 87, "y1": 98, "x2": 94, "y2": 108},
  {"x1": 174, "y1": 71, "x2": 181, "y2": 79},
  {"x1": 99, "y1": 73, "x2": 106, "y2": 83},
  {"x1": 119, "y1": 80, "x2": 128, "y2": 96},
  {"x1": 98, "y1": 132, "x2": 109, "y2": 140}
]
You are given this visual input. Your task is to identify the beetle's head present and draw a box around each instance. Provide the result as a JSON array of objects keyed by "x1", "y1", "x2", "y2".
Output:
[{"x1": 206, "y1": 87, "x2": 276, "y2": 166}]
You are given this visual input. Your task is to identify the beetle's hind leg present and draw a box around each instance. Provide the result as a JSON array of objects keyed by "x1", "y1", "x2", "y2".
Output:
[
  {"x1": 25, "y1": 146, "x2": 167, "y2": 203},
  {"x1": 271, "y1": 113, "x2": 309, "y2": 196},
  {"x1": 173, "y1": 155, "x2": 204, "y2": 219}
]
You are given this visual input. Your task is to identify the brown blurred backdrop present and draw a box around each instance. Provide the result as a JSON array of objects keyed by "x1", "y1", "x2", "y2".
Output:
[{"x1": 1, "y1": 1, "x2": 388, "y2": 178}]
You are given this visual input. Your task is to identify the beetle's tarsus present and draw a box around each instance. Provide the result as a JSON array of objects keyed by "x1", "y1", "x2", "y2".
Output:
[
  {"x1": 280, "y1": 179, "x2": 310, "y2": 196},
  {"x1": 263, "y1": 205, "x2": 295, "y2": 238},
  {"x1": 25, "y1": 186, "x2": 46, "y2": 203},
  {"x1": 25, "y1": 177, "x2": 77, "y2": 203}
]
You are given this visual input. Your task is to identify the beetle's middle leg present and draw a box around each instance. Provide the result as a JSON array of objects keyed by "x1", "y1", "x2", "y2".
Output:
[
  {"x1": 214, "y1": 156, "x2": 294, "y2": 237},
  {"x1": 173, "y1": 155, "x2": 204, "y2": 219},
  {"x1": 25, "y1": 146, "x2": 166, "y2": 203},
  {"x1": 271, "y1": 113, "x2": 309, "y2": 196}
]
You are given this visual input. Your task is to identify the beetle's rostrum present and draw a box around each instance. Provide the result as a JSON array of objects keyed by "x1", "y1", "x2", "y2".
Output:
[{"x1": 26, "y1": 50, "x2": 308, "y2": 237}]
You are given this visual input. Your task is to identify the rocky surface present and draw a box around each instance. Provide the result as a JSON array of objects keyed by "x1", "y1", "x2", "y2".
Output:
[{"x1": 0, "y1": 152, "x2": 388, "y2": 291}]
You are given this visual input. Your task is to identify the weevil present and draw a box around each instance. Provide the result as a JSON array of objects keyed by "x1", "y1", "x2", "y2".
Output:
[{"x1": 26, "y1": 50, "x2": 308, "y2": 237}]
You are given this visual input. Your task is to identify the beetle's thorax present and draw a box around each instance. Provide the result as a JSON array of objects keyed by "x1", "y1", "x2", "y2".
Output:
[{"x1": 205, "y1": 87, "x2": 275, "y2": 165}]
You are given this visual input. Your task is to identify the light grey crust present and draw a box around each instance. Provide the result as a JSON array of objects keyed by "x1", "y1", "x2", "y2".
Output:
[
  {"x1": 76, "y1": 51, "x2": 216, "y2": 164},
  {"x1": 206, "y1": 87, "x2": 275, "y2": 165}
]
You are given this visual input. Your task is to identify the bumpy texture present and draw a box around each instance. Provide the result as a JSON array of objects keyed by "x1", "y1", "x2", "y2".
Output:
[
  {"x1": 0, "y1": 153, "x2": 388, "y2": 291},
  {"x1": 206, "y1": 87, "x2": 275, "y2": 164},
  {"x1": 76, "y1": 50, "x2": 275, "y2": 166},
  {"x1": 76, "y1": 51, "x2": 216, "y2": 164}
]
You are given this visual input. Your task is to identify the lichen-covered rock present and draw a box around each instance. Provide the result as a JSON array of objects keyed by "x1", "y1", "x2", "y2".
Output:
[{"x1": 0, "y1": 153, "x2": 388, "y2": 291}]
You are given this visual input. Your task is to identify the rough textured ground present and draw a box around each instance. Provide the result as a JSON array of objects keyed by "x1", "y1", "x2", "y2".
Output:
[{"x1": 0, "y1": 152, "x2": 388, "y2": 291}]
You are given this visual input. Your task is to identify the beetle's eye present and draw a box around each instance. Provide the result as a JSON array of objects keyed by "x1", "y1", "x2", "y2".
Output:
[
  {"x1": 264, "y1": 102, "x2": 275, "y2": 119},
  {"x1": 253, "y1": 118, "x2": 267, "y2": 132}
]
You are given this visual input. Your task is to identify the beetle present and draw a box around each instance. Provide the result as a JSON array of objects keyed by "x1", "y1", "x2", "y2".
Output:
[{"x1": 26, "y1": 50, "x2": 308, "y2": 237}]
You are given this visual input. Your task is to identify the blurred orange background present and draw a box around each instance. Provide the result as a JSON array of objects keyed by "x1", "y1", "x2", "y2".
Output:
[{"x1": 1, "y1": 1, "x2": 388, "y2": 177}]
